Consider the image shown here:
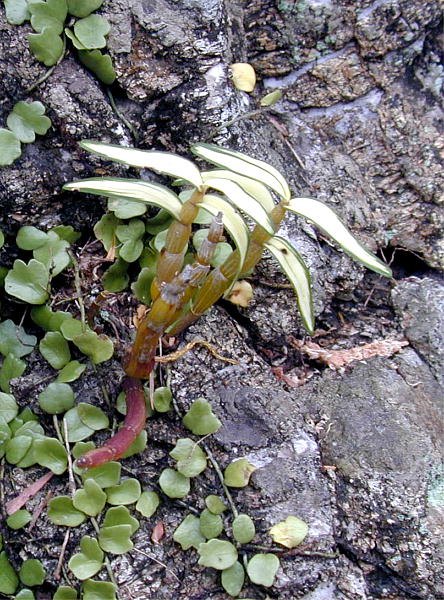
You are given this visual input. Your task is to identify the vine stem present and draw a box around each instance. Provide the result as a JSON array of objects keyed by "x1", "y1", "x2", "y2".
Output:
[
  {"x1": 67, "y1": 249, "x2": 87, "y2": 332},
  {"x1": 201, "y1": 443, "x2": 238, "y2": 519},
  {"x1": 107, "y1": 89, "x2": 139, "y2": 144}
]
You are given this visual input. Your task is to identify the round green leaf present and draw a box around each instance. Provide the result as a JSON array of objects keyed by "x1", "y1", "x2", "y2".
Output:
[
  {"x1": 34, "y1": 437, "x2": 68, "y2": 474},
  {"x1": 108, "y1": 197, "x2": 147, "y2": 219},
  {"x1": 77, "y1": 402, "x2": 109, "y2": 430},
  {"x1": 135, "y1": 491, "x2": 160, "y2": 518},
  {"x1": 0, "y1": 320, "x2": 37, "y2": 358},
  {"x1": 81, "y1": 462, "x2": 121, "y2": 487},
  {"x1": 0, "y1": 393, "x2": 18, "y2": 423},
  {"x1": 4, "y1": 0, "x2": 30, "y2": 25},
  {"x1": 102, "y1": 259, "x2": 129, "y2": 292},
  {"x1": 223, "y1": 458, "x2": 256, "y2": 488},
  {"x1": 60, "y1": 318, "x2": 84, "y2": 341},
  {"x1": 232, "y1": 514, "x2": 255, "y2": 544},
  {"x1": 40, "y1": 331, "x2": 71, "y2": 369},
  {"x1": 29, "y1": 0, "x2": 67, "y2": 34},
  {"x1": 53, "y1": 585, "x2": 78, "y2": 600},
  {"x1": 64, "y1": 407, "x2": 95, "y2": 442},
  {"x1": 38, "y1": 382, "x2": 75, "y2": 414},
  {"x1": 16, "y1": 226, "x2": 49, "y2": 250},
  {"x1": 67, "y1": 0, "x2": 104, "y2": 18},
  {"x1": 158, "y1": 468, "x2": 190, "y2": 498},
  {"x1": 82, "y1": 579, "x2": 116, "y2": 600},
  {"x1": 5, "y1": 259, "x2": 49, "y2": 304},
  {"x1": 48, "y1": 496, "x2": 87, "y2": 527},
  {"x1": 28, "y1": 28, "x2": 64, "y2": 66},
  {"x1": 72, "y1": 330, "x2": 114, "y2": 364},
  {"x1": 56, "y1": 360, "x2": 86, "y2": 383},
  {"x1": 102, "y1": 506, "x2": 139, "y2": 534},
  {"x1": 182, "y1": 397, "x2": 221, "y2": 435},
  {"x1": 0, "y1": 354, "x2": 26, "y2": 393},
  {"x1": 74, "y1": 14, "x2": 110, "y2": 49},
  {"x1": 221, "y1": 561, "x2": 245, "y2": 597},
  {"x1": 170, "y1": 438, "x2": 207, "y2": 477},
  {"x1": 6, "y1": 510, "x2": 32, "y2": 530},
  {"x1": 6, "y1": 435, "x2": 32, "y2": 464},
  {"x1": 6, "y1": 101, "x2": 51, "y2": 143},
  {"x1": 68, "y1": 536, "x2": 104, "y2": 580},
  {"x1": 106, "y1": 478, "x2": 141, "y2": 505},
  {"x1": 173, "y1": 515, "x2": 205, "y2": 550},
  {"x1": 153, "y1": 386, "x2": 172, "y2": 413},
  {"x1": 246, "y1": 553, "x2": 280, "y2": 587},
  {"x1": 0, "y1": 129, "x2": 21, "y2": 166},
  {"x1": 73, "y1": 479, "x2": 107, "y2": 516},
  {"x1": 205, "y1": 494, "x2": 227, "y2": 515},
  {"x1": 269, "y1": 515, "x2": 309, "y2": 548},
  {"x1": 19, "y1": 558, "x2": 46, "y2": 586},
  {"x1": 0, "y1": 551, "x2": 19, "y2": 594},
  {"x1": 197, "y1": 539, "x2": 238, "y2": 570},
  {"x1": 98, "y1": 524, "x2": 133, "y2": 554},
  {"x1": 131, "y1": 267, "x2": 154, "y2": 305},
  {"x1": 199, "y1": 509, "x2": 223, "y2": 540},
  {"x1": 15, "y1": 589, "x2": 35, "y2": 600},
  {"x1": 33, "y1": 232, "x2": 71, "y2": 277}
]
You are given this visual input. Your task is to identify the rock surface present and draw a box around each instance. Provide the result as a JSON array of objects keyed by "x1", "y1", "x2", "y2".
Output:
[{"x1": 0, "y1": 1, "x2": 443, "y2": 599}]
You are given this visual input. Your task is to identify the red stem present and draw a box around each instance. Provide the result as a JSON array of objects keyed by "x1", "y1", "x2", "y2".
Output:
[{"x1": 75, "y1": 376, "x2": 147, "y2": 469}]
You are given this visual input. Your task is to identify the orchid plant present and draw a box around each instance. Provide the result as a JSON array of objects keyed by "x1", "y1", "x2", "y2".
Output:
[{"x1": 64, "y1": 142, "x2": 391, "y2": 468}]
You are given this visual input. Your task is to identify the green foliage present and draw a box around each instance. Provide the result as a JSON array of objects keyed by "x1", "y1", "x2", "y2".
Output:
[
  {"x1": 48, "y1": 496, "x2": 87, "y2": 527},
  {"x1": 6, "y1": 101, "x2": 51, "y2": 143},
  {"x1": 53, "y1": 585, "x2": 78, "y2": 600},
  {"x1": 173, "y1": 515, "x2": 205, "y2": 550},
  {"x1": 73, "y1": 14, "x2": 110, "y2": 49},
  {"x1": 199, "y1": 509, "x2": 223, "y2": 540},
  {"x1": 182, "y1": 398, "x2": 222, "y2": 435},
  {"x1": 5, "y1": 259, "x2": 49, "y2": 304},
  {"x1": 82, "y1": 579, "x2": 117, "y2": 600},
  {"x1": 205, "y1": 494, "x2": 227, "y2": 514},
  {"x1": 6, "y1": 509, "x2": 32, "y2": 530},
  {"x1": 0, "y1": 320, "x2": 36, "y2": 357},
  {"x1": 98, "y1": 524, "x2": 133, "y2": 554},
  {"x1": 170, "y1": 438, "x2": 207, "y2": 477},
  {"x1": 67, "y1": 0, "x2": 104, "y2": 18},
  {"x1": 28, "y1": 27, "x2": 64, "y2": 66},
  {"x1": 0, "y1": 392, "x2": 19, "y2": 423},
  {"x1": 78, "y1": 50, "x2": 116, "y2": 84},
  {"x1": 246, "y1": 553, "x2": 280, "y2": 587},
  {"x1": 224, "y1": 458, "x2": 256, "y2": 488},
  {"x1": 159, "y1": 468, "x2": 190, "y2": 498},
  {"x1": 135, "y1": 491, "x2": 160, "y2": 518},
  {"x1": 18, "y1": 558, "x2": 46, "y2": 586},
  {"x1": 72, "y1": 330, "x2": 114, "y2": 364},
  {"x1": 0, "y1": 128, "x2": 22, "y2": 165},
  {"x1": 82, "y1": 462, "x2": 121, "y2": 487},
  {"x1": 269, "y1": 515, "x2": 308, "y2": 548},
  {"x1": 152, "y1": 386, "x2": 172, "y2": 412},
  {"x1": 3, "y1": 0, "x2": 30, "y2": 24},
  {"x1": 198, "y1": 539, "x2": 238, "y2": 570},
  {"x1": 106, "y1": 478, "x2": 141, "y2": 505},
  {"x1": 0, "y1": 551, "x2": 19, "y2": 594},
  {"x1": 77, "y1": 403, "x2": 109, "y2": 430},
  {"x1": 64, "y1": 406, "x2": 96, "y2": 442},
  {"x1": 221, "y1": 561, "x2": 245, "y2": 597},
  {"x1": 40, "y1": 331, "x2": 71, "y2": 369},
  {"x1": 0, "y1": 354, "x2": 26, "y2": 392},
  {"x1": 56, "y1": 360, "x2": 87, "y2": 382},
  {"x1": 34, "y1": 437, "x2": 68, "y2": 473},
  {"x1": 38, "y1": 382, "x2": 75, "y2": 414},
  {"x1": 232, "y1": 513, "x2": 255, "y2": 543},
  {"x1": 68, "y1": 536, "x2": 104, "y2": 580}
]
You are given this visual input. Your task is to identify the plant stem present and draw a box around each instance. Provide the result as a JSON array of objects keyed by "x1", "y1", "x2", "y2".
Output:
[
  {"x1": 202, "y1": 443, "x2": 238, "y2": 518},
  {"x1": 67, "y1": 249, "x2": 86, "y2": 332}
]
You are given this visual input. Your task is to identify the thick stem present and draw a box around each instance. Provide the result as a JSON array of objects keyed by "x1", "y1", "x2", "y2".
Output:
[{"x1": 75, "y1": 377, "x2": 147, "y2": 469}]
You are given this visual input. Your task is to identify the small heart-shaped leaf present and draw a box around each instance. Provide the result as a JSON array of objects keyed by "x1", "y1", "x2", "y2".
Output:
[
  {"x1": 135, "y1": 491, "x2": 160, "y2": 518},
  {"x1": 0, "y1": 129, "x2": 21, "y2": 166},
  {"x1": 232, "y1": 513, "x2": 255, "y2": 544},
  {"x1": 106, "y1": 478, "x2": 141, "y2": 505},
  {"x1": 269, "y1": 515, "x2": 309, "y2": 548},
  {"x1": 78, "y1": 50, "x2": 116, "y2": 84},
  {"x1": 67, "y1": 0, "x2": 104, "y2": 18},
  {"x1": 74, "y1": 14, "x2": 110, "y2": 49},
  {"x1": 73, "y1": 479, "x2": 107, "y2": 516},
  {"x1": 77, "y1": 403, "x2": 109, "y2": 430},
  {"x1": 38, "y1": 382, "x2": 75, "y2": 414},
  {"x1": 40, "y1": 331, "x2": 71, "y2": 369},
  {"x1": 6, "y1": 510, "x2": 32, "y2": 530},
  {"x1": 72, "y1": 330, "x2": 114, "y2": 364},
  {"x1": 98, "y1": 524, "x2": 133, "y2": 554},
  {"x1": 221, "y1": 561, "x2": 245, "y2": 597},
  {"x1": 81, "y1": 462, "x2": 121, "y2": 487},
  {"x1": 182, "y1": 398, "x2": 221, "y2": 435},
  {"x1": 223, "y1": 458, "x2": 256, "y2": 488},
  {"x1": 29, "y1": 0, "x2": 68, "y2": 34},
  {"x1": 246, "y1": 553, "x2": 280, "y2": 587},
  {"x1": 28, "y1": 28, "x2": 64, "y2": 66},
  {"x1": 102, "y1": 506, "x2": 139, "y2": 534},
  {"x1": 16, "y1": 226, "x2": 49, "y2": 250},
  {"x1": 0, "y1": 551, "x2": 19, "y2": 594},
  {"x1": 56, "y1": 360, "x2": 86, "y2": 383},
  {"x1": 48, "y1": 496, "x2": 87, "y2": 527},
  {"x1": 159, "y1": 468, "x2": 190, "y2": 498},
  {"x1": 64, "y1": 407, "x2": 95, "y2": 442},
  {"x1": 5, "y1": 259, "x2": 49, "y2": 304},
  {"x1": 199, "y1": 509, "x2": 223, "y2": 540},
  {"x1": 19, "y1": 558, "x2": 46, "y2": 586},
  {"x1": 4, "y1": 0, "x2": 30, "y2": 25},
  {"x1": 173, "y1": 515, "x2": 205, "y2": 550},
  {"x1": 6, "y1": 101, "x2": 51, "y2": 143},
  {"x1": 170, "y1": 438, "x2": 207, "y2": 478},
  {"x1": 0, "y1": 321, "x2": 36, "y2": 358},
  {"x1": 82, "y1": 579, "x2": 116, "y2": 600},
  {"x1": 68, "y1": 535, "x2": 104, "y2": 580},
  {"x1": 198, "y1": 539, "x2": 238, "y2": 570},
  {"x1": 34, "y1": 437, "x2": 68, "y2": 474}
]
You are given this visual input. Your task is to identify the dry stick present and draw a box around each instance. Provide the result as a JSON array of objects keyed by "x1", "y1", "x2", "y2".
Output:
[
  {"x1": 155, "y1": 339, "x2": 238, "y2": 365},
  {"x1": 63, "y1": 417, "x2": 76, "y2": 496},
  {"x1": 203, "y1": 444, "x2": 238, "y2": 518},
  {"x1": 54, "y1": 529, "x2": 71, "y2": 581},
  {"x1": 67, "y1": 249, "x2": 87, "y2": 332},
  {"x1": 131, "y1": 547, "x2": 179, "y2": 582}
]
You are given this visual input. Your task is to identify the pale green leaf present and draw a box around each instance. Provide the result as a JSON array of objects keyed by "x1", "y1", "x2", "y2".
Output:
[
  {"x1": 4, "y1": 0, "x2": 30, "y2": 24},
  {"x1": 33, "y1": 437, "x2": 68, "y2": 474},
  {"x1": 202, "y1": 170, "x2": 275, "y2": 213},
  {"x1": 264, "y1": 235, "x2": 314, "y2": 334},
  {"x1": 192, "y1": 143, "x2": 291, "y2": 201},
  {"x1": 0, "y1": 393, "x2": 18, "y2": 423},
  {"x1": 33, "y1": 231, "x2": 71, "y2": 276},
  {"x1": 6, "y1": 101, "x2": 51, "y2": 143},
  {"x1": 108, "y1": 196, "x2": 147, "y2": 219},
  {"x1": 173, "y1": 515, "x2": 205, "y2": 550},
  {"x1": 205, "y1": 495, "x2": 227, "y2": 515},
  {"x1": 39, "y1": 331, "x2": 71, "y2": 369},
  {"x1": 28, "y1": 28, "x2": 64, "y2": 66},
  {"x1": 77, "y1": 402, "x2": 109, "y2": 430},
  {"x1": 286, "y1": 198, "x2": 392, "y2": 277},
  {"x1": 102, "y1": 506, "x2": 139, "y2": 535},
  {"x1": 159, "y1": 468, "x2": 190, "y2": 498},
  {"x1": 260, "y1": 89, "x2": 283, "y2": 106},
  {"x1": 81, "y1": 462, "x2": 121, "y2": 487},
  {"x1": 38, "y1": 382, "x2": 75, "y2": 414},
  {"x1": 221, "y1": 561, "x2": 245, "y2": 597},
  {"x1": 135, "y1": 491, "x2": 160, "y2": 518},
  {"x1": 29, "y1": 0, "x2": 67, "y2": 34},
  {"x1": 98, "y1": 524, "x2": 133, "y2": 554},
  {"x1": 0, "y1": 354, "x2": 26, "y2": 393},
  {"x1": 16, "y1": 226, "x2": 49, "y2": 250},
  {"x1": 223, "y1": 458, "x2": 256, "y2": 488},
  {"x1": 232, "y1": 513, "x2": 255, "y2": 543},
  {"x1": 72, "y1": 330, "x2": 114, "y2": 364},
  {"x1": 74, "y1": 14, "x2": 110, "y2": 49},
  {"x1": 197, "y1": 539, "x2": 238, "y2": 570},
  {"x1": 106, "y1": 478, "x2": 141, "y2": 505},
  {"x1": 0, "y1": 129, "x2": 21, "y2": 166},
  {"x1": 5, "y1": 259, "x2": 49, "y2": 304},
  {"x1": 73, "y1": 479, "x2": 107, "y2": 516},
  {"x1": 82, "y1": 579, "x2": 117, "y2": 600},
  {"x1": 78, "y1": 141, "x2": 203, "y2": 188},
  {"x1": 53, "y1": 585, "x2": 78, "y2": 600},
  {"x1": 152, "y1": 386, "x2": 172, "y2": 413},
  {"x1": 64, "y1": 407, "x2": 95, "y2": 442},
  {"x1": 6, "y1": 510, "x2": 32, "y2": 530},
  {"x1": 170, "y1": 438, "x2": 207, "y2": 478},
  {"x1": 56, "y1": 360, "x2": 86, "y2": 382},
  {"x1": 182, "y1": 397, "x2": 221, "y2": 435},
  {"x1": 203, "y1": 177, "x2": 275, "y2": 234},
  {"x1": 48, "y1": 496, "x2": 87, "y2": 527},
  {"x1": 68, "y1": 535, "x2": 104, "y2": 580},
  {"x1": 246, "y1": 553, "x2": 280, "y2": 587},
  {"x1": 103, "y1": 259, "x2": 129, "y2": 292},
  {"x1": 64, "y1": 178, "x2": 182, "y2": 220},
  {"x1": 199, "y1": 508, "x2": 223, "y2": 539},
  {"x1": 269, "y1": 515, "x2": 308, "y2": 548},
  {"x1": 0, "y1": 551, "x2": 19, "y2": 594},
  {"x1": 78, "y1": 50, "x2": 116, "y2": 84},
  {"x1": 0, "y1": 320, "x2": 36, "y2": 357},
  {"x1": 67, "y1": 0, "x2": 103, "y2": 18}
]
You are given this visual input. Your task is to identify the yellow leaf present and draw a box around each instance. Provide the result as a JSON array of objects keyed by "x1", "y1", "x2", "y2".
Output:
[
  {"x1": 230, "y1": 63, "x2": 256, "y2": 92},
  {"x1": 269, "y1": 515, "x2": 308, "y2": 548}
]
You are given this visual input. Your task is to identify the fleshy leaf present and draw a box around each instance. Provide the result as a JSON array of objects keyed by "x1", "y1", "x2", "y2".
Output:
[
  {"x1": 31, "y1": 305, "x2": 72, "y2": 332},
  {"x1": 269, "y1": 515, "x2": 308, "y2": 548},
  {"x1": 6, "y1": 510, "x2": 32, "y2": 530},
  {"x1": 286, "y1": 198, "x2": 392, "y2": 277},
  {"x1": 192, "y1": 143, "x2": 291, "y2": 201},
  {"x1": 5, "y1": 259, "x2": 49, "y2": 304},
  {"x1": 33, "y1": 231, "x2": 71, "y2": 276},
  {"x1": 199, "y1": 509, "x2": 223, "y2": 539},
  {"x1": 197, "y1": 539, "x2": 238, "y2": 570},
  {"x1": 56, "y1": 360, "x2": 86, "y2": 383},
  {"x1": 102, "y1": 506, "x2": 139, "y2": 534},
  {"x1": 246, "y1": 553, "x2": 280, "y2": 587},
  {"x1": 73, "y1": 479, "x2": 107, "y2": 516},
  {"x1": 182, "y1": 398, "x2": 221, "y2": 435},
  {"x1": 0, "y1": 393, "x2": 19, "y2": 423},
  {"x1": 15, "y1": 589, "x2": 35, "y2": 600},
  {"x1": 77, "y1": 402, "x2": 109, "y2": 430},
  {"x1": 0, "y1": 354, "x2": 26, "y2": 393},
  {"x1": 38, "y1": 382, "x2": 75, "y2": 414},
  {"x1": 232, "y1": 513, "x2": 255, "y2": 543},
  {"x1": 77, "y1": 50, "x2": 116, "y2": 85},
  {"x1": 74, "y1": 14, "x2": 110, "y2": 49},
  {"x1": 108, "y1": 196, "x2": 147, "y2": 219},
  {"x1": 135, "y1": 491, "x2": 160, "y2": 518},
  {"x1": 72, "y1": 330, "x2": 114, "y2": 364},
  {"x1": 39, "y1": 331, "x2": 71, "y2": 369},
  {"x1": 67, "y1": 0, "x2": 103, "y2": 18},
  {"x1": 170, "y1": 438, "x2": 207, "y2": 478},
  {"x1": 33, "y1": 437, "x2": 68, "y2": 474},
  {"x1": 98, "y1": 524, "x2": 133, "y2": 554},
  {"x1": 64, "y1": 177, "x2": 183, "y2": 219},
  {"x1": 16, "y1": 226, "x2": 49, "y2": 250},
  {"x1": 28, "y1": 28, "x2": 64, "y2": 66},
  {"x1": 260, "y1": 89, "x2": 283, "y2": 106},
  {"x1": 223, "y1": 458, "x2": 256, "y2": 488},
  {"x1": 264, "y1": 236, "x2": 314, "y2": 334},
  {"x1": 81, "y1": 462, "x2": 121, "y2": 487},
  {"x1": 28, "y1": 0, "x2": 68, "y2": 34},
  {"x1": 48, "y1": 496, "x2": 87, "y2": 527},
  {"x1": 0, "y1": 129, "x2": 21, "y2": 166},
  {"x1": 4, "y1": 0, "x2": 30, "y2": 24},
  {"x1": 158, "y1": 468, "x2": 190, "y2": 498},
  {"x1": 205, "y1": 495, "x2": 227, "y2": 515},
  {"x1": 79, "y1": 141, "x2": 203, "y2": 189},
  {"x1": 68, "y1": 536, "x2": 104, "y2": 580},
  {"x1": 106, "y1": 478, "x2": 141, "y2": 505},
  {"x1": 153, "y1": 386, "x2": 172, "y2": 413},
  {"x1": 6, "y1": 101, "x2": 51, "y2": 143},
  {"x1": 103, "y1": 259, "x2": 129, "y2": 292},
  {"x1": 221, "y1": 561, "x2": 245, "y2": 597},
  {"x1": 82, "y1": 580, "x2": 117, "y2": 600},
  {"x1": 173, "y1": 515, "x2": 205, "y2": 550},
  {"x1": 0, "y1": 321, "x2": 36, "y2": 358},
  {"x1": 0, "y1": 551, "x2": 19, "y2": 594},
  {"x1": 53, "y1": 585, "x2": 78, "y2": 600},
  {"x1": 64, "y1": 407, "x2": 95, "y2": 442}
]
